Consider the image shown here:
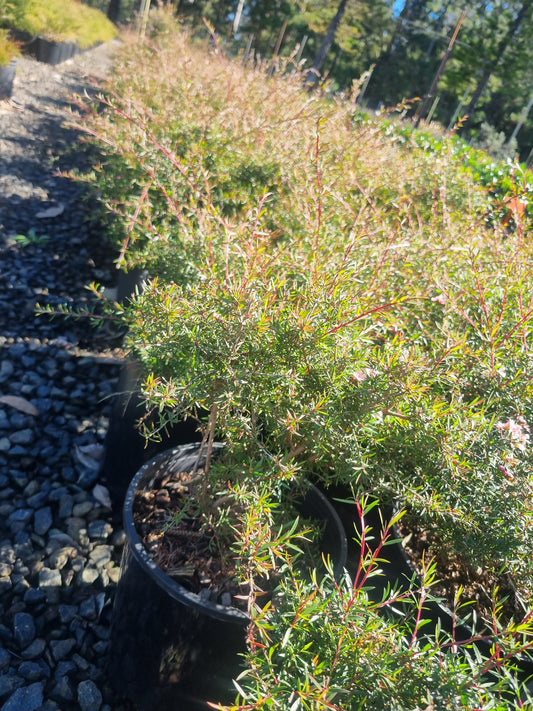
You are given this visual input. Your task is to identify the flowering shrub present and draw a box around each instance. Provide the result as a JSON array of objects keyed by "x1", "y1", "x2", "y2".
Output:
[
  {"x1": 65, "y1": 10, "x2": 533, "y2": 596},
  {"x1": 497, "y1": 418, "x2": 530, "y2": 453}
]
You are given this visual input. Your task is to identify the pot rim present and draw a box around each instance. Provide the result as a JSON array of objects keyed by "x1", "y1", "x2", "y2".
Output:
[{"x1": 123, "y1": 442, "x2": 348, "y2": 623}]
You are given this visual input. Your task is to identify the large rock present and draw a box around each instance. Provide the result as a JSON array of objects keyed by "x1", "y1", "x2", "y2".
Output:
[
  {"x1": 77, "y1": 679, "x2": 103, "y2": 711},
  {"x1": 0, "y1": 682, "x2": 44, "y2": 711}
]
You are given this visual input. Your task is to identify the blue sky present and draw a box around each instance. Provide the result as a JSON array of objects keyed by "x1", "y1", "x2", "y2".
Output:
[{"x1": 393, "y1": 0, "x2": 405, "y2": 17}]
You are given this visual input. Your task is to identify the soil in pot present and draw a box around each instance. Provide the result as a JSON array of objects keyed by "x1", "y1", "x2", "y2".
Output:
[
  {"x1": 133, "y1": 453, "x2": 347, "y2": 611},
  {"x1": 395, "y1": 515, "x2": 530, "y2": 630}
]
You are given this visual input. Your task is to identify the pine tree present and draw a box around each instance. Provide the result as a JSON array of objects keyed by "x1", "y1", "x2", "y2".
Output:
[
  {"x1": 306, "y1": 0, "x2": 349, "y2": 83},
  {"x1": 463, "y1": 0, "x2": 532, "y2": 124}
]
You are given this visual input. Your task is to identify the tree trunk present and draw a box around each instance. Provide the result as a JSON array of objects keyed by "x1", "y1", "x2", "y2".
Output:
[
  {"x1": 107, "y1": 0, "x2": 121, "y2": 23},
  {"x1": 506, "y1": 92, "x2": 533, "y2": 150},
  {"x1": 233, "y1": 0, "x2": 246, "y2": 34},
  {"x1": 383, "y1": 0, "x2": 412, "y2": 57},
  {"x1": 464, "y1": 0, "x2": 532, "y2": 123},
  {"x1": 414, "y1": 8, "x2": 466, "y2": 127},
  {"x1": 306, "y1": 0, "x2": 349, "y2": 85}
]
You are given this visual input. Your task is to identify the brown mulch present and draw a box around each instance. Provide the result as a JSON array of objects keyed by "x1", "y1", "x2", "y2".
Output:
[{"x1": 132, "y1": 469, "x2": 252, "y2": 610}]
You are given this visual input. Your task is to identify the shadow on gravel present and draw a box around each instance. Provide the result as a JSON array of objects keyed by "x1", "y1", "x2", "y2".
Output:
[{"x1": 0, "y1": 58, "x2": 109, "y2": 235}]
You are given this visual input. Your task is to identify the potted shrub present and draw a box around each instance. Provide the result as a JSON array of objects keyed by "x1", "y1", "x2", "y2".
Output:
[
  {"x1": 7, "y1": 0, "x2": 117, "y2": 64},
  {"x1": 47, "y1": 15, "x2": 533, "y2": 707},
  {"x1": 120, "y1": 190, "x2": 532, "y2": 704},
  {"x1": 98, "y1": 215, "x2": 373, "y2": 707},
  {"x1": 0, "y1": 29, "x2": 19, "y2": 99},
  {"x1": 107, "y1": 441, "x2": 347, "y2": 710},
  {"x1": 105, "y1": 258, "x2": 533, "y2": 707}
]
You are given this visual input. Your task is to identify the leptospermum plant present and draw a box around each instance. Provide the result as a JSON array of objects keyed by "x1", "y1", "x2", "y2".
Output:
[
  {"x1": 364, "y1": 224, "x2": 533, "y2": 598},
  {"x1": 71, "y1": 18, "x2": 533, "y2": 613},
  {"x1": 0, "y1": 28, "x2": 19, "y2": 66},
  {"x1": 122, "y1": 186, "x2": 533, "y2": 629},
  {"x1": 123, "y1": 197, "x2": 403, "y2": 481},
  {"x1": 45, "y1": 9, "x2": 533, "y2": 693},
  {"x1": 118, "y1": 193, "x2": 407, "y2": 598},
  {"x1": 123, "y1": 185, "x2": 533, "y2": 609}
]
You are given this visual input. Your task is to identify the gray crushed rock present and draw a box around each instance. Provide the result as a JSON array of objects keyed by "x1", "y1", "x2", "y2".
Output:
[{"x1": 0, "y1": 40, "x2": 130, "y2": 711}]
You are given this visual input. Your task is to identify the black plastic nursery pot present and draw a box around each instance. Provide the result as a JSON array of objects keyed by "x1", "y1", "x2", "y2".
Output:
[
  {"x1": 27, "y1": 36, "x2": 79, "y2": 65},
  {"x1": 0, "y1": 60, "x2": 16, "y2": 99},
  {"x1": 333, "y1": 493, "x2": 533, "y2": 689},
  {"x1": 100, "y1": 266, "x2": 208, "y2": 510},
  {"x1": 391, "y1": 515, "x2": 533, "y2": 686},
  {"x1": 106, "y1": 443, "x2": 348, "y2": 710},
  {"x1": 116, "y1": 266, "x2": 149, "y2": 302},
  {"x1": 100, "y1": 360, "x2": 205, "y2": 510}
]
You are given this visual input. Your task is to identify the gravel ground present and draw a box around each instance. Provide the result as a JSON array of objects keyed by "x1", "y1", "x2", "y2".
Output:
[{"x1": 0, "y1": 42, "x2": 130, "y2": 711}]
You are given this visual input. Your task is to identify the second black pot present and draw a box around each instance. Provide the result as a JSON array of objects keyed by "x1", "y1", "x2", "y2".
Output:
[
  {"x1": 0, "y1": 60, "x2": 16, "y2": 99},
  {"x1": 333, "y1": 492, "x2": 533, "y2": 692},
  {"x1": 27, "y1": 37, "x2": 79, "y2": 65}
]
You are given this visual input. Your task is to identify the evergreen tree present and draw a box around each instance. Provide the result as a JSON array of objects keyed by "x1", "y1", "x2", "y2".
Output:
[
  {"x1": 306, "y1": 0, "x2": 349, "y2": 83},
  {"x1": 463, "y1": 0, "x2": 532, "y2": 125}
]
